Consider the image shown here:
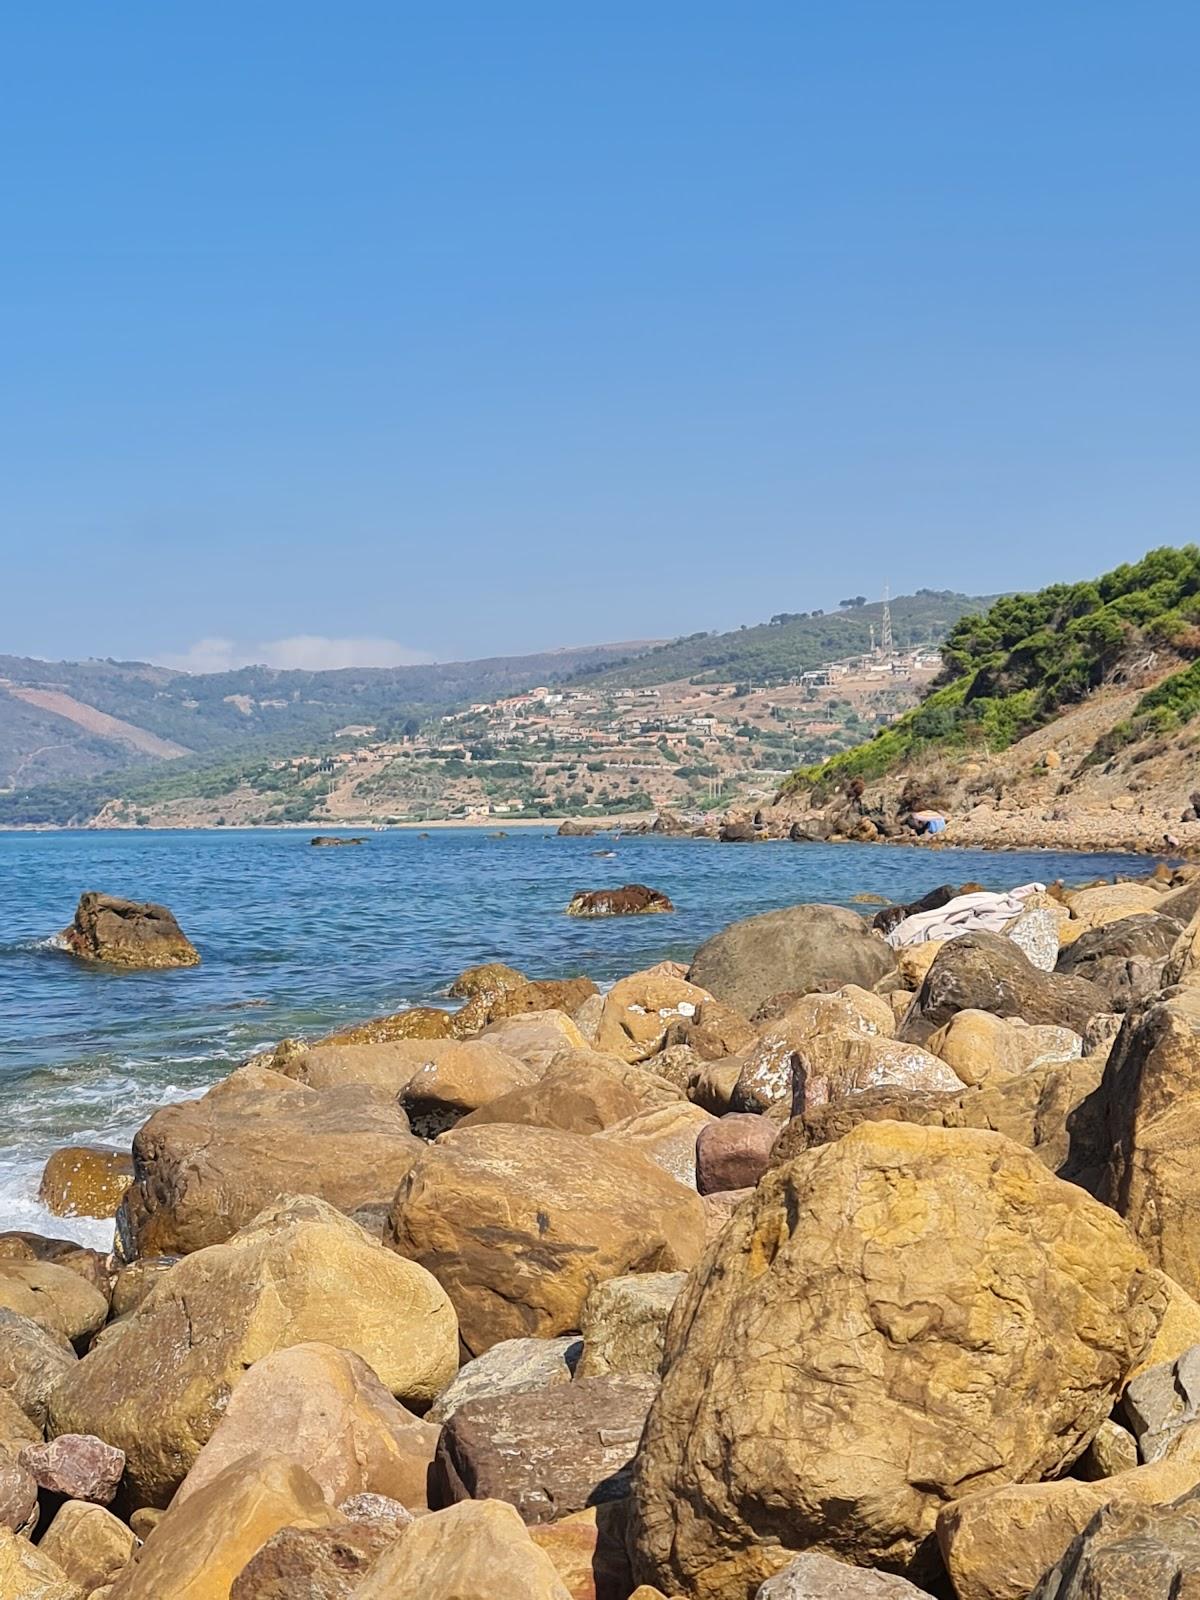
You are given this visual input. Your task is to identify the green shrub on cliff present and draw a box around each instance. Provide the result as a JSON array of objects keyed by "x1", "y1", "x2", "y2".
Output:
[{"x1": 786, "y1": 545, "x2": 1200, "y2": 797}]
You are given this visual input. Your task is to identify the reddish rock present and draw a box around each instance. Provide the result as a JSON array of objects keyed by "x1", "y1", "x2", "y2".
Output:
[
  {"x1": 21, "y1": 1433, "x2": 124, "y2": 1504},
  {"x1": 430, "y1": 1374, "x2": 658, "y2": 1524},
  {"x1": 566, "y1": 885, "x2": 674, "y2": 917},
  {"x1": 696, "y1": 1114, "x2": 779, "y2": 1195},
  {"x1": 230, "y1": 1518, "x2": 399, "y2": 1599}
]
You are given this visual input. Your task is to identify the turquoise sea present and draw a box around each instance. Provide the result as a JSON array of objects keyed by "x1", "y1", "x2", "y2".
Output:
[{"x1": 0, "y1": 826, "x2": 1157, "y2": 1246}]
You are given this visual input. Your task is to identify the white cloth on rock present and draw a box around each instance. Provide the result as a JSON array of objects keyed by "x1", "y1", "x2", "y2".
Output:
[{"x1": 884, "y1": 884, "x2": 1046, "y2": 948}]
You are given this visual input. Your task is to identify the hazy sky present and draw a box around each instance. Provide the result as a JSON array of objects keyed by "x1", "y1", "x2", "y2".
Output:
[{"x1": 3, "y1": 3, "x2": 1197, "y2": 670}]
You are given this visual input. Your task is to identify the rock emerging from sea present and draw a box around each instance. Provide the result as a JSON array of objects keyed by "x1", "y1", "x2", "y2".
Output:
[
  {"x1": 58, "y1": 891, "x2": 200, "y2": 969},
  {"x1": 566, "y1": 884, "x2": 674, "y2": 917}
]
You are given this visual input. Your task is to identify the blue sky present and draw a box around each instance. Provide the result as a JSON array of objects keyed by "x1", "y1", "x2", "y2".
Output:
[{"x1": 2, "y1": 3, "x2": 1197, "y2": 669}]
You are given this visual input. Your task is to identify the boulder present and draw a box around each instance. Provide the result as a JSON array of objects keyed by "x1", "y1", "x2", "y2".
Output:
[
  {"x1": 695, "y1": 1114, "x2": 778, "y2": 1195},
  {"x1": 577, "y1": 1272, "x2": 686, "y2": 1378},
  {"x1": 773, "y1": 1053, "x2": 1112, "y2": 1194},
  {"x1": 687, "y1": 905, "x2": 896, "y2": 1017},
  {"x1": 277, "y1": 1038, "x2": 459, "y2": 1093},
  {"x1": 314, "y1": 1006, "x2": 456, "y2": 1045},
  {"x1": 388, "y1": 1125, "x2": 705, "y2": 1355},
  {"x1": 688, "y1": 1059, "x2": 744, "y2": 1114},
  {"x1": 455, "y1": 1057, "x2": 647, "y2": 1135},
  {"x1": 1078, "y1": 1418, "x2": 1139, "y2": 1480},
  {"x1": 350, "y1": 1498, "x2": 573, "y2": 1599},
  {"x1": 756, "y1": 1555, "x2": 937, "y2": 1596},
  {"x1": 0, "y1": 1394, "x2": 40, "y2": 1456},
  {"x1": 701, "y1": 1188, "x2": 753, "y2": 1241},
  {"x1": 904, "y1": 931, "x2": 1106, "y2": 1035},
  {"x1": 596, "y1": 1104, "x2": 716, "y2": 1188},
  {"x1": 1055, "y1": 913, "x2": 1184, "y2": 1009},
  {"x1": 399, "y1": 1043, "x2": 537, "y2": 1137},
  {"x1": 426, "y1": 1337, "x2": 581, "y2": 1427},
  {"x1": 937, "y1": 1443, "x2": 1200, "y2": 1600},
  {"x1": 0, "y1": 1311, "x2": 76, "y2": 1429},
  {"x1": 729, "y1": 990, "x2": 895, "y2": 1113},
  {"x1": 925, "y1": 1010, "x2": 1082, "y2": 1088},
  {"x1": 59, "y1": 892, "x2": 199, "y2": 969},
  {"x1": 0, "y1": 1236, "x2": 110, "y2": 1303},
  {"x1": 1004, "y1": 907, "x2": 1061, "y2": 971},
  {"x1": 479, "y1": 1011, "x2": 588, "y2": 1072},
  {"x1": 230, "y1": 1518, "x2": 399, "y2": 1598},
  {"x1": 38, "y1": 1504, "x2": 135, "y2": 1596},
  {"x1": 594, "y1": 972, "x2": 713, "y2": 1064},
  {"x1": 173, "y1": 1343, "x2": 440, "y2": 1513},
  {"x1": 1137, "y1": 1271, "x2": 1200, "y2": 1378},
  {"x1": 1030, "y1": 1480, "x2": 1200, "y2": 1598},
  {"x1": 1124, "y1": 1343, "x2": 1200, "y2": 1463},
  {"x1": 566, "y1": 885, "x2": 674, "y2": 917},
  {"x1": 104, "y1": 1454, "x2": 335, "y2": 1600},
  {"x1": 116, "y1": 1062, "x2": 424, "y2": 1256},
  {"x1": 0, "y1": 1451, "x2": 36, "y2": 1537},
  {"x1": 0, "y1": 1261, "x2": 107, "y2": 1345},
  {"x1": 38, "y1": 1150, "x2": 133, "y2": 1220},
  {"x1": 447, "y1": 962, "x2": 527, "y2": 1000},
  {"x1": 461, "y1": 978, "x2": 598, "y2": 1033},
  {"x1": 663, "y1": 999, "x2": 757, "y2": 1063},
  {"x1": 1061, "y1": 882, "x2": 1166, "y2": 942},
  {"x1": 896, "y1": 941, "x2": 945, "y2": 990},
  {"x1": 1097, "y1": 989, "x2": 1200, "y2": 1297},
  {"x1": 529, "y1": 1504, "x2": 632, "y2": 1600},
  {"x1": 787, "y1": 1033, "x2": 964, "y2": 1116},
  {"x1": 628, "y1": 1122, "x2": 1165, "y2": 1596},
  {"x1": 109, "y1": 1259, "x2": 174, "y2": 1319},
  {"x1": 0, "y1": 1528, "x2": 81, "y2": 1598},
  {"x1": 430, "y1": 1374, "x2": 658, "y2": 1522},
  {"x1": 49, "y1": 1197, "x2": 457, "y2": 1507},
  {"x1": 19, "y1": 1436, "x2": 124, "y2": 1505}
]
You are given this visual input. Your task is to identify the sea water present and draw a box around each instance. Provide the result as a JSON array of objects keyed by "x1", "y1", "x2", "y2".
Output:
[{"x1": 0, "y1": 826, "x2": 1151, "y2": 1247}]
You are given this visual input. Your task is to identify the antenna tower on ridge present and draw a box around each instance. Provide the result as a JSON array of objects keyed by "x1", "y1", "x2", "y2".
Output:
[{"x1": 881, "y1": 583, "x2": 893, "y2": 656}]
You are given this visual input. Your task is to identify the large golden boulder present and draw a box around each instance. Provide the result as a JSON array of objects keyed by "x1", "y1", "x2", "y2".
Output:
[
  {"x1": 117, "y1": 1061, "x2": 424, "y2": 1255},
  {"x1": 352, "y1": 1498, "x2": 572, "y2": 1600},
  {"x1": 389, "y1": 1124, "x2": 705, "y2": 1356},
  {"x1": 173, "y1": 1342, "x2": 440, "y2": 1513},
  {"x1": 105, "y1": 1454, "x2": 333, "y2": 1600},
  {"x1": 628, "y1": 1122, "x2": 1164, "y2": 1597},
  {"x1": 1098, "y1": 988, "x2": 1200, "y2": 1298},
  {"x1": 593, "y1": 970, "x2": 714, "y2": 1063},
  {"x1": 0, "y1": 1527, "x2": 81, "y2": 1598},
  {"x1": 49, "y1": 1197, "x2": 457, "y2": 1507}
]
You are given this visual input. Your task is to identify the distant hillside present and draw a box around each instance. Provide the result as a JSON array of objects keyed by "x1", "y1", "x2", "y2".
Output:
[
  {"x1": 569, "y1": 590, "x2": 990, "y2": 690},
  {"x1": 0, "y1": 588, "x2": 990, "y2": 828},
  {"x1": 0, "y1": 641, "x2": 654, "y2": 791},
  {"x1": 784, "y1": 545, "x2": 1200, "y2": 797}
]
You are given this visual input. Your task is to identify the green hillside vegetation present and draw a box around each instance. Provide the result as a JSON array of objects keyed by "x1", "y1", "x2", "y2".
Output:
[
  {"x1": 786, "y1": 546, "x2": 1200, "y2": 797},
  {"x1": 568, "y1": 590, "x2": 991, "y2": 689}
]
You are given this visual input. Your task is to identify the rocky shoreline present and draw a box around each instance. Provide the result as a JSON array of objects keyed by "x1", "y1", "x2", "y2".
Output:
[{"x1": 7, "y1": 867, "x2": 1200, "y2": 1595}]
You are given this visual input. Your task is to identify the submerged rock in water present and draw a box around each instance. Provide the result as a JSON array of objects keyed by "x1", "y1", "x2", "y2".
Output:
[
  {"x1": 566, "y1": 884, "x2": 674, "y2": 917},
  {"x1": 58, "y1": 892, "x2": 200, "y2": 969}
]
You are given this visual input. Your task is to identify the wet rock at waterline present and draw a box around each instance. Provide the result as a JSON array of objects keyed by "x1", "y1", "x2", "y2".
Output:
[{"x1": 58, "y1": 892, "x2": 200, "y2": 969}]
